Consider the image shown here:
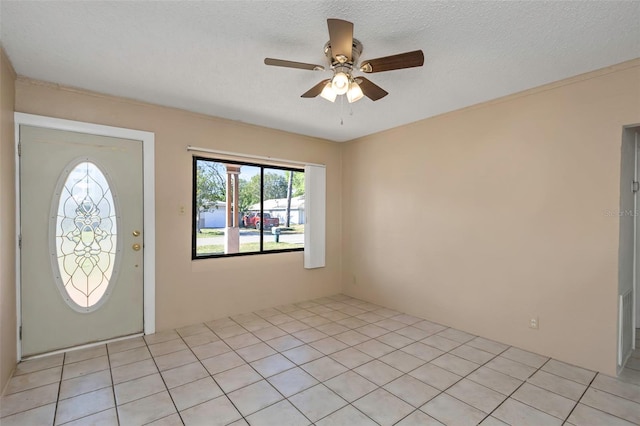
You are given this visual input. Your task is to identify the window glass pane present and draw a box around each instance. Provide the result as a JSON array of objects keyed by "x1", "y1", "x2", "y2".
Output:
[
  {"x1": 262, "y1": 168, "x2": 305, "y2": 252},
  {"x1": 195, "y1": 159, "x2": 226, "y2": 256},
  {"x1": 238, "y1": 165, "x2": 261, "y2": 253},
  {"x1": 55, "y1": 161, "x2": 117, "y2": 309}
]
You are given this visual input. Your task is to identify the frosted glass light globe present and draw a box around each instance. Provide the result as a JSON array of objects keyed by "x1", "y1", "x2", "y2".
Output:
[{"x1": 331, "y1": 72, "x2": 350, "y2": 95}]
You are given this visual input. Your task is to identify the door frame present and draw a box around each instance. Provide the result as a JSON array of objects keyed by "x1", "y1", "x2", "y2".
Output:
[
  {"x1": 632, "y1": 131, "x2": 637, "y2": 351},
  {"x1": 618, "y1": 124, "x2": 640, "y2": 372},
  {"x1": 629, "y1": 128, "x2": 639, "y2": 357},
  {"x1": 14, "y1": 113, "x2": 156, "y2": 360}
]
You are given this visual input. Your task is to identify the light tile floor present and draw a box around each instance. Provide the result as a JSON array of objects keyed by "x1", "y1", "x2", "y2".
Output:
[{"x1": 2, "y1": 295, "x2": 640, "y2": 425}]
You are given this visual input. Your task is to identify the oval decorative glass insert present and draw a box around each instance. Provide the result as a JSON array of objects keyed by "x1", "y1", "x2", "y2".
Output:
[{"x1": 53, "y1": 161, "x2": 118, "y2": 310}]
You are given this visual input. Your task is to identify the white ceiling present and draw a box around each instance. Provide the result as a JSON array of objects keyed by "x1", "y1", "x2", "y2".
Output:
[{"x1": 1, "y1": 1, "x2": 639, "y2": 142}]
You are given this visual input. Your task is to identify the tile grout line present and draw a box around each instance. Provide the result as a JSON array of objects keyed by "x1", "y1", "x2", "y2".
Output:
[
  {"x1": 570, "y1": 376, "x2": 640, "y2": 425},
  {"x1": 104, "y1": 343, "x2": 122, "y2": 426},
  {"x1": 562, "y1": 372, "x2": 597, "y2": 425},
  {"x1": 141, "y1": 335, "x2": 185, "y2": 425},
  {"x1": 586, "y1": 379, "x2": 640, "y2": 405},
  {"x1": 520, "y1": 373, "x2": 589, "y2": 403},
  {"x1": 51, "y1": 351, "x2": 65, "y2": 426}
]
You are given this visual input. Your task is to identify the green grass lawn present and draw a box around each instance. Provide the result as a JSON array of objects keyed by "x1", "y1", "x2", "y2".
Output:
[
  {"x1": 282, "y1": 224, "x2": 304, "y2": 234},
  {"x1": 197, "y1": 225, "x2": 305, "y2": 238},
  {"x1": 197, "y1": 241, "x2": 302, "y2": 255},
  {"x1": 196, "y1": 228, "x2": 225, "y2": 238}
]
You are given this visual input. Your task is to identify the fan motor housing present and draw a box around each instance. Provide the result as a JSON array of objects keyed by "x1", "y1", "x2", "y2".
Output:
[{"x1": 324, "y1": 38, "x2": 363, "y2": 67}]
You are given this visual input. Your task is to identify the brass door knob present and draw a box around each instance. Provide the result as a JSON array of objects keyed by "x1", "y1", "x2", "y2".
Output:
[
  {"x1": 132, "y1": 243, "x2": 141, "y2": 251},
  {"x1": 132, "y1": 230, "x2": 141, "y2": 237}
]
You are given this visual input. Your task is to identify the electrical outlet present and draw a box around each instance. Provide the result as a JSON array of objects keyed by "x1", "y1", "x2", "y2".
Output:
[
  {"x1": 352, "y1": 275, "x2": 357, "y2": 286},
  {"x1": 529, "y1": 317, "x2": 539, "y2": 329},
  {"x1": 179, "y1": 206, "x2": 186, "y2": 216}
]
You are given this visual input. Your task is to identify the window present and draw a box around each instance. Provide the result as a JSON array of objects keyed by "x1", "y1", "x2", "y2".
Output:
[
  {"x1": 192, "y1": 156, "x2": 305, "y2": 259},
  {"x1": 53, "y1": 161, "x2": 118, "y2": 310}
]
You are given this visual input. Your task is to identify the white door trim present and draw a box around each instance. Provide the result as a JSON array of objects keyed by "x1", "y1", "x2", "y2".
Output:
[
  {"x1": 631, "y1": 129, "x2": 640, "y2": 350},
  {"x1": 14, "y1": 113, "x2": 156, "y2": 360}
]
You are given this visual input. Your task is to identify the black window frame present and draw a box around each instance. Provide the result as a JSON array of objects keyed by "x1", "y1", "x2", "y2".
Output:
[{"x1": 192, "y1": 156, "x2": 305, "y2": 259}]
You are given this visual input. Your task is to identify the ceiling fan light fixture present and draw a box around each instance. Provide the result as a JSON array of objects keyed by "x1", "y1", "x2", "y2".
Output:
[
  {"x1": 331, "y1": 71, "x2": 350, "y2": 95},
  {"x1": 266, "y1": 19, "x2": 425, "y2": 104},
  {"x1": 347, "y1": 80, "x2": 364, "y2": 103},
  {"x1": 320, "y1": 82, "x2": 337, "y2": 102}
]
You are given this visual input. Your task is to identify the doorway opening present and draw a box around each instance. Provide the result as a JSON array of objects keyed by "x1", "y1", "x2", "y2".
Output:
[{"x1": 618, "y1": 124, "x2": 640, "y2": 373}]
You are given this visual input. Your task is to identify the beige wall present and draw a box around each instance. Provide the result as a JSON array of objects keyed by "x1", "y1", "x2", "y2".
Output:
[
  {"x1": 14, "y1": 79, "x2": 343, "y2": 333},
  {"x1": 0, "y1": 47, "x2": 17, "y2": 392},
  {"x1": 342, "y1": 61, "x2": 640, "y2": 375}
]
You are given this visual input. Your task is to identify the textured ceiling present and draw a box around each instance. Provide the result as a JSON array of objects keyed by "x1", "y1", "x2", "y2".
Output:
[{"x1": 1, "y1": 1, "x2": 639, "y2": 142}]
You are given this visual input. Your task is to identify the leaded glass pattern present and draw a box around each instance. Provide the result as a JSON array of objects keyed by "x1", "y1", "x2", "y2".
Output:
[{"x1": 54, "y1": 161, "x2": 117, "y2": 309}]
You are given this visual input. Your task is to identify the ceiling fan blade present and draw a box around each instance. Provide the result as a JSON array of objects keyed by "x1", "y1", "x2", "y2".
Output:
[
  {"x1": 356, "y1": 77, "x2": 388, "y2": 101},
  {"x1": 301, "y1": 79, "x2": 331, "y2": 98},
  {"x1": 264, "y1": 58, "x2": 325, "y2": 71},
  {"x1": 327, "y1": 19, "x2": 354, "y2": 62},
  {"x1": 360, "y1": 50, "x2": 424, "y2": 73}
]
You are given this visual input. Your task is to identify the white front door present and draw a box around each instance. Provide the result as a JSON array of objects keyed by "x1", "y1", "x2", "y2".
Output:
[{"x1": 20, "y1": 125, "x2": 144, "y2": 356}]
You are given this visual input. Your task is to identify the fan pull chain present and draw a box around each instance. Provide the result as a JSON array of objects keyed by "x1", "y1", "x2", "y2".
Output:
[{"x1": 340, "y1": 95, "x2": 344, "y2": 125}]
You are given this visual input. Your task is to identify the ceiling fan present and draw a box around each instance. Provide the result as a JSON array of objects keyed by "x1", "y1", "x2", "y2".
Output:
[{"x1": 264, "y1": 19, "x2": 424, "y2": 103}]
